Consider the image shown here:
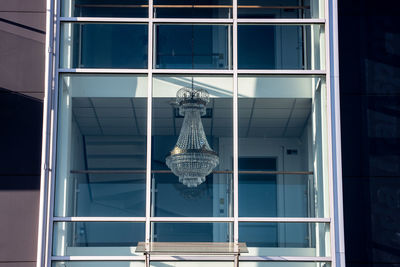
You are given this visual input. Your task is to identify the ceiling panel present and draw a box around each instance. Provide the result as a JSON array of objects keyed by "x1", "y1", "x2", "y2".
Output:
[
  {"x1": 153, "y1": 128, "x2": 174, "y2": 135},
  {"x1": 294, "y1": 98, "x2": 312, "y2": 108},
  {"x1": 75, "y1": 117, "x2": 99, "y2": 128},
  {"x1": 238, "y1": 98, "x2": 254, "y2": 108},
  {"x1": 253, "y1": 108, "x2": 291, "y2": 118},
  {"x1": 153, "y1": 118, "x2": 174, "y2": 128},
  {"x1": 95, "y1": 108, "x2": 134, "y2": 118},
  {"x1": 291, "y1": 108, "x2": 310, "y2": 118},
  {"x1": 284, "y1": 127, "x2": 304, "y2": 137},
  {"x1": 153, "y1": 98, "x2": 175, "y2": 108},
  {"x1": 102, "y1": 127, "x2": 138, "y2": 135},
  {"x1": 212, "y1": 127, "x2": 233, "y2": 136},
  {"x1": 73, "y1": 107, "x2": 96, "y2": 117},
  {"x1": 248, "y1": 127, "x2": 285, "y2": 137},
  {"x1": 80, "y1": 127, "x2": 102, "y2": 135},
  {"x1": 213, "y1": 108, "x2": 233, "y2": 118},
  {"x1": 91, "y1": 98, "x2": 132, "y2": 107},
  {"x1": 254, "y1": 98, "x2": 294, "y2": 109},
  {"x1": 212, "y1": 118, "x2": 232, "y2": 127},
  {"x1": 238, "y1": 108, "x2": 252, "y2": 118},
  {"x1": 73, "y1": 98, "x2": 92, "y2": 107},
  {"x1": 153, "y1": 108, "x2": 174, "y2": 118},
  {"x1": 287, "y1": 118, "x2": 308, "y2": 128},
  {"x1": 251, "y1": 118, "x2": 287, "y2": 128},
  {"x1": 213, "y1": 98, "x2": 233, "y2": 109},
  {"x1": 99, "y1": 118, "x2": 136, "y2": 127}
]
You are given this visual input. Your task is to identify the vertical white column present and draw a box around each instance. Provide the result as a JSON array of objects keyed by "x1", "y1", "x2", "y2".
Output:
[
  {"x1": 232, "y1": 0, "x2": 239, "y2": 245},
  {"x1": 145, "y1": 0, "x2": 154, "y2": 248},
  {"x1": 37, "y1": 0, "x2": 56, "y2": 264},
  {"x1": 324, "y1": 0, "x2": 338, "y2": 265},
  {"x1": 46, "y1": 0, "x2": 62, "y2": 266}
]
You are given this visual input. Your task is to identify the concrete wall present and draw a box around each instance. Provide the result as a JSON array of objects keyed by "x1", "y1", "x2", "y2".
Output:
[{"x1": 0, "y1": 0, "x2": 45, "y2": 266}]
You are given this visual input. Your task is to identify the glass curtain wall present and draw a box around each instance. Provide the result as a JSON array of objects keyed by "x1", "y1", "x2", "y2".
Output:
[{"x1": 51, "y1": 0, "x2": 330, "y2": 266}]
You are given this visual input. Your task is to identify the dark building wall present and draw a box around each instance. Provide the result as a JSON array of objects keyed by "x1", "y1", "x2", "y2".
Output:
[
  {"x1": 338, "y1": 0, "x2": 400, "y2": 266},
  {"x1": 0, "y1": 0, "x2": 45, "y2": 266}
]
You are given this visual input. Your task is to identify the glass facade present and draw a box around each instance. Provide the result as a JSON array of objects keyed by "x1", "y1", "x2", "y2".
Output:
[{"x1": 41, "y1": 0, "x2": 338, "y2": 266}]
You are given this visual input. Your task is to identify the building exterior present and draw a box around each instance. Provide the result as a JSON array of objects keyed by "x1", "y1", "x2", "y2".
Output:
[
  {"x1": 2, "y1": 0, "x2": 399, "y2": 267},
  {"x1": 36, "y1": 0, "x2": 345, "y2": 266}
]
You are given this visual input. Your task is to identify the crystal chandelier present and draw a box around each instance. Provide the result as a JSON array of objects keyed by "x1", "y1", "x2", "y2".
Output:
[{"x1": 166, "y1": 87, "x2": 219, "y2": 188}]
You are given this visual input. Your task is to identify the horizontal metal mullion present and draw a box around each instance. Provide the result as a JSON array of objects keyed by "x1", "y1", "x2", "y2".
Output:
[
  {"x1": 59, "y1": 17, "x2": 149, "y2": 23},
  {"x1": 58, "y1": 69, "x2": 325, "y2": 75},
  {"x1": 239, "y1": 256, "x2": 332, "y2": 262},
  {"x1": 58, "y1": 68, "x2": 149, "y2": 74},
  {"x1": 59, "y1": 17, "x2": 324, "y2": 25},
  {"x1": 52, "y1": 256, "x2": 146, "y2": 261},
  {"x1": 53, "y1": 217, "x2": 146, "y2": 222},
  {"x1": 237, "y1": 69, "x2": 326, "y2": 75},
  {"x1": 150, "y1": 217, "x2": 235, "y2": 222},
  {"x1": 51, "y1": 256, "x2": 331, "y2": 262},
  {"x1": 153, "y1": 18, "x2": 233, "y2": 24},
  {"x1": 152, "y1": 69, "x2": 234, "y2": 74},
  {"x1": 238, "y1": 217, "x2": 330, "y2": 223},
  {"x1": 53, "y1": 217, "x2": 328, "y2": 223},
  {"x1": 238, "y1": 18, "x2": 325, "y2": 24}
]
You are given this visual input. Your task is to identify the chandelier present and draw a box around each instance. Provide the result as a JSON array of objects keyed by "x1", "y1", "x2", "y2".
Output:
[{"x1": 166, "y1": 87, "x2": 219, "y2": 188}]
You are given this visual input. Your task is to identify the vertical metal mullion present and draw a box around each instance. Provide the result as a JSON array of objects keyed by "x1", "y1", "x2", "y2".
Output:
[
  {"x1": 46, "y1": 0, "x2": 61, "y2": 266},
  {"x1": 145, "y1": 0, "x2": 154, "y2": 248},
  {"x1": 232, "y1": 0, "x2": 239, "y2": 245},
  {"x1": 38, "y1": 0, "x2": 57, "y2": 265},
  {"x1": 330, "y1": 0, "x2": 346, "y2": 265},
  {"x1": 324, "y1": 0, "x2": 337, "y2": 265}
]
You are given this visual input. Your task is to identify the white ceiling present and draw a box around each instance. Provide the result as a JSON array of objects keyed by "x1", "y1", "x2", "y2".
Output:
[{"x1": 73, "y1": 97, "x2": 311, "y2": 138}]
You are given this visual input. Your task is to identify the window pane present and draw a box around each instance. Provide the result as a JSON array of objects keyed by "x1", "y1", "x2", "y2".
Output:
[
  {"x1": 152, "y1": 223, "x2": 233, "y2": 242},
  {"x1": 239, "y1": 222, "x2": 330, "y2": 256},
  {"x1": 61, "y1": 0, "x2": 148, "y2": 18},
  {"x1": 152, "y1": 76, "x2": 233, "y2": 217},
  {"x1": 53, "y1": 222, "x2": 145, "y2": 256},
  {"x1": 239, "y1": 263, "x2": 330, "y2": 267},
  {"x1": 53, "y1": 262, "x2": 145, "y2": 267},
  {"x1": 154, "y1": 0, "x2": 232, "y2": 18},
  {"x1": 238, "y1": 0, "x2": 324, "y2": 19},
  {"x1": 155, "y1": 25, "x2": 232, "y2": 69},
  {"x1": 55, "y1": 75, "x2": 147, "y2": 217},
  {"x1": 238, "y1": 76, "x2": 328, "y2": 218},
  {"x1": 151, "y1": 262, "x2": 233, "y2": 267},
  {"x1": 60, "y1": 23, "x2": 148, "y2": 68},
  {"x1": 238, "y1": 25, "x2": 324, "y2": 70}
]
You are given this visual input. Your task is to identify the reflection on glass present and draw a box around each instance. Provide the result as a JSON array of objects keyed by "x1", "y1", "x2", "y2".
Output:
[
  {"x1": 53, "y1": 222, "x2": 145, "y2": 256},
  {"x1": 238, "y1": 0, "x2": 323, "y2": 19},
  {"x1": 239, "y1": 263, "x2": 330, "y2": 267},
  {"x1": 152, "y1": 223, "x2": 232, "y2": 242},
  {"x1": 238, "y1": 76, "x2": 327, "y2": 218},
  {"x1": 60, "y1": 23, "x2": 148, "y2": 68},
  {"x1": 238, "y1": 25, "x2": 323, "y2": 70},
  {"x1": 151, "y1": 262, "x2": 233, "y2": 267},
  {"x1": 239, "y1": 158, "x2": 277, "y2": 217},
  {"x1": 61, "y1": 0, "x2": 148, "y2": 18},
  {"x1": 152, "y1": 76, "x2": 233, "y2": 217},
  {"x1": 53, "y1": 262, "x2": 145, "y2": 267},
  {"x1": 153, "y1": 173, "x2": 232, "y2": 217},
  {"x1": 154, "y1": 0, "x2": 232, "y2": 18},
  {"x1": 155, "y1": 25, "x2": 231, "y2": 69},
  {"x1": 55, "y1": 74, "x2": 148, "y2": 217},
  {"x1": 239, "y1": 223, "x2": 330, "y2": 256}
]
